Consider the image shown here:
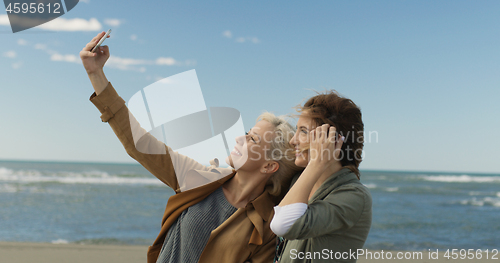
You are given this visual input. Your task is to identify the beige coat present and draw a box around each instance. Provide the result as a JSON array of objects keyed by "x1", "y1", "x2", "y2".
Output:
[{"x1": 90, "y1": 82, "x2": 277, "y2": 263}]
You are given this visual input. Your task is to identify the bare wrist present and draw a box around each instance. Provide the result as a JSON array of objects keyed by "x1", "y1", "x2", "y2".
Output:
[
  {"x1": 88, "y1": 69, "x2": 105, "y2": 78},
  {"x1": 87, "y1": 69, "x2": 108, "y2": 95},
  {"x1": 304, "y1": 162, "x2": 327, "y2": 176}
]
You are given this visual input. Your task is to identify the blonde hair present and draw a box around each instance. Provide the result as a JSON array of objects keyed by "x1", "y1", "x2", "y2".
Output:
[{"x1": 256, "y1": 112, "x2": 302, "y2": 196}]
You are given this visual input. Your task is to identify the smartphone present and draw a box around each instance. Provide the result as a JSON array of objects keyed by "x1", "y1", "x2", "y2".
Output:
[{"x1": 91, "y1": 29, "x2": 112, "y2": 53}]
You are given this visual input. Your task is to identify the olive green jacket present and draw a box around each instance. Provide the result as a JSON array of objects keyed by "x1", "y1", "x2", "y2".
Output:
[
  {"x1": 279, "y1": 168, "x2": 372, "y2": 263},
  {"x1": 90, "y1": 82, "x2": 277, "y2": 263}
]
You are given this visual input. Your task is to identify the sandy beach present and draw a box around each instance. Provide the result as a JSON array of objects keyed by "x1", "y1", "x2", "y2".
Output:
[
  {"x1": 0, "y1": 242, "x2": 147, "y2": 263},
  {"x1": 1, "y1": 242, "x2": 497, "y2": 263}
]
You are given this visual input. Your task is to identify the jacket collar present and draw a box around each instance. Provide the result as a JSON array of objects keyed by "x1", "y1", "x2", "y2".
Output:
[
  {"x1": 309, "y1": 168, "x2": 359, "y2": 203},
  {"x1": 245, "y1": 188, "x2": 275, "y2": 246},
  {"x1": 249, "y1": 188, "x2": 275, "y2": 220},
  {"x1": 208, "y1": 158, "x2": 275, "y2": 220},
  {"x1": 196, "y1": 159, "x2": 276, "y2": 245}
]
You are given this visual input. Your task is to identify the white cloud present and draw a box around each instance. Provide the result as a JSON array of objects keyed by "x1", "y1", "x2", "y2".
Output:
[
  {"x1": 250, "y1": 37, "x2": 260, "y2": 44},
  {"x1": 27, "y1": 40, "x2": 193, "y2": 71},
  {"x1": 17, "y1": 39, "x2": 28, "y2": 45},
  {"x1": 108, "y1": 56, "x2": 150, "y2": 66},
  {"x1": 104, "y1": 19, "x2": 123, "y2": 27},
  {"x1": 12, "y1": 61, "x2": 23, "y2": 69},
  {"x1": 182, "y1": 60, "x2": 197, "y2": 66},
  {"x1": 222, "y1": 30, "x2": 232, "y2": 38},
  {"x1": 106, "y1": 55, "x2": 151, "y2": 72},
  {"x1": 235, "y1": 36, "x2": 260, "y2": 44},
  {"x1": 223, "y1": 30, "x2": 260, "y2": 44},
  {"x1": 105, "y1": 55, "x2": 194, "y2": 71},
  {"x1": 34, "y1": 43, "x2": 47, "y2": 50},
  {"x1": 3, "y1": 51, "x2": 16, "y2": 58},
  {"x1": 50, "y1": 53, "x2": 80, "y2": 63},
  {"x1": 130, "y1": 34, "x2": 137, "y2": 41},
  {"x1": 0, "y1": 15, "x2": 101, "y2": 31},
  {"x1": 156, "y1": 57, "x2": 176, "y2": 66},
  {"x1": 39, "y1": 17, "x2": 102, "y2": 31}
]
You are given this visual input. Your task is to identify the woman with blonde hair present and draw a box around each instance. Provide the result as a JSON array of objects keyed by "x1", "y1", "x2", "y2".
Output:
[{"x1": 80, "y1": 32, "x2": 302, "y2": 263}]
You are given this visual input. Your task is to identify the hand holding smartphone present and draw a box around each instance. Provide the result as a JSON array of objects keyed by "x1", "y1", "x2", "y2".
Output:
[{"x1": 91, "y1": 29, "x2": 112, "y2": 53}]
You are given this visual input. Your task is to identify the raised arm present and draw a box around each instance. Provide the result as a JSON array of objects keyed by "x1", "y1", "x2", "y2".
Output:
[
  {"x1": 79, "y1": 31, "x2": 110, "y2": 96},
  {"x1": 278, "y1": 124, "x2": 343, "y2": 206},
  {"x1": 79, "y1": 32, "x2": 210, "y2": 192},
  {"x1": 271, "y1": 124, "x2": 344, "y2": 236}
]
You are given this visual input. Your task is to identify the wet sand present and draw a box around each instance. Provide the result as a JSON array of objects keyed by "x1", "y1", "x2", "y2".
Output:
[{"x1": 0, "y1": 242, "x2": 147, "y2": 263}]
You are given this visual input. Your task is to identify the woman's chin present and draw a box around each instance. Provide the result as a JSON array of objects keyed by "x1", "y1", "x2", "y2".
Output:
[
  {"x1": 225, "y1": 156, "x2": 234, "y2": 168},
  {"x1": 295, "y1": 156, "x2": 308, "y2": 168},
  {"x1": 227, "y1": 154, "x2": 247, "y2": 170}
]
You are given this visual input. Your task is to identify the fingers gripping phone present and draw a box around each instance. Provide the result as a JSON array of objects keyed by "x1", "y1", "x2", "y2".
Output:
[{"x1": 91, "y1": 29, "x2": 112, "y2": 53}]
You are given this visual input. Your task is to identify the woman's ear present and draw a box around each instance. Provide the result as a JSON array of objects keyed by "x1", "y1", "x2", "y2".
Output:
[{"x1": 262, "y1": 161, "x2": 279, "y2": 174}]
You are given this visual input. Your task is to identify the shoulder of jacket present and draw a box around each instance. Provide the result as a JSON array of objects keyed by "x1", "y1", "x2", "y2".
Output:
[{"x1": 326, "y1": 182, "x2": 372, "y2": 200}]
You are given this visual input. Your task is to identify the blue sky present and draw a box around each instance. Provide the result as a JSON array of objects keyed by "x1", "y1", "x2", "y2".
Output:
[{"x1": 1, "y1": 0, "x2": 499, "y2": 173}]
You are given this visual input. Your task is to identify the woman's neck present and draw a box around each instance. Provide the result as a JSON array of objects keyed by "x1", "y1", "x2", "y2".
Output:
[
  {"x1": 222, "y1": 170, "x2": 267, "y2": 208},
  {"x1": 309, "y1": 164, "x2": 343, "y2": 200}
]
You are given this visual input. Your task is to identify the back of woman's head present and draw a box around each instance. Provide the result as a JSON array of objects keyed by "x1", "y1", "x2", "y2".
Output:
[
  {"x1": 299, "y1": 91, "x2": 364, "y2": 178},
  {"x1": 257, "y1": 112, "x2": 303, "y2": 196}
]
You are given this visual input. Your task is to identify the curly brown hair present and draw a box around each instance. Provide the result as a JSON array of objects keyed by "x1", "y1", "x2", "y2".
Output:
[{"x1": 298, "y1": 90, "x2": 364, "y2": 179}]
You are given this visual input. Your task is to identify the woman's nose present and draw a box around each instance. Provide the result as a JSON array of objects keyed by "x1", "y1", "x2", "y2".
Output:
[
  {"x1": 289, "y1": 133, "x2": 297, "y2": 146},
  {"x1": 235, "y1": 135, "x2": 245, "y2": 145}
]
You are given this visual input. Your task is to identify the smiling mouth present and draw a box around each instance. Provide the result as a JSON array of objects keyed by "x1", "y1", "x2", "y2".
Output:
[{"x1": 231, "y1": 147, "x2": 242, "y2": 156}]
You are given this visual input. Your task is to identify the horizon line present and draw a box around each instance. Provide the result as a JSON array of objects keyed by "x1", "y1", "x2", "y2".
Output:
[{"x1": 0, "y1": 158, "x2": 499, "y2": 176}]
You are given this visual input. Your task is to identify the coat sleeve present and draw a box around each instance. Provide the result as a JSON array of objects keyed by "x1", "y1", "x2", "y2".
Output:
[
  {"x1": 282, "y1": 185, "x2": 368, "y2": 240},
  {"x1": 89, "y1": 82, "x2": 210, "y2": 192}
]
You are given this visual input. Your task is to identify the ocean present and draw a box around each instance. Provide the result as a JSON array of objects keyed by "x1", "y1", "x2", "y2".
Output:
[{"x1": 1, "y1": 160, "x2": 499, "y2": 250}]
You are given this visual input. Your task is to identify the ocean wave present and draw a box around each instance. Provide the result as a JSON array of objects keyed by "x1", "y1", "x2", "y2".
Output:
[
  {"x1": 421, "y1": 174, "x2": 500, "y2": 183},
  {"x1": 0, "y1": 184, "x2": 18, "y2": 193},
  {"x1": 361, "y1": 183, "x2": 400, "y2": 192},
  {"x1": 468, "y1": 191, "x2": 500, "y2": 196},
  {"x1": 0, "y1": 184, "x2": 68, "y2": 194},
  {"x1": 51, "y1": 239, "x2": 69, "y2": 244},
  {"x1": 363, "y1": 183, "x2": 377, "y2": 189},
  {"x1": 459, "y1": 197, "x2": 500, "y2": 207},
  {"x1": 0, "y1": 167, "x2": 162, "y2": 185},
  {"x1": 364, "y1": 241, "x2": 448, "y2": 250},
  {"x1": 74, "y1": 237, "x2": 152, "y2": 245}
]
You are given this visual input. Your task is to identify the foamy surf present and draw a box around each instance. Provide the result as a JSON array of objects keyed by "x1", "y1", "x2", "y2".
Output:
[
  {"x1": 459, "y1": 197, "x2": 500, "y2": 207},
  {"x1": 0, "y1": 167, "x2": 162, "y2": 185},
  {"x1": 51, "y1": 239, "x2": 69, "y2": 244},
  {"x1": 363, "y1": 183, "x2": 377, "y2": 189},
  {"x1": 421, "y1": 174, "x2": 500, "y2": 183}
]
